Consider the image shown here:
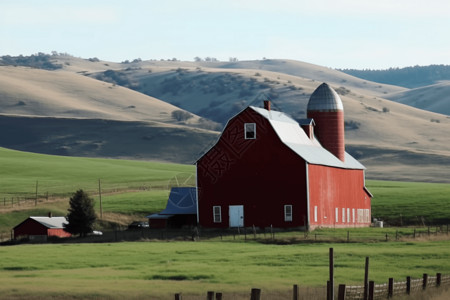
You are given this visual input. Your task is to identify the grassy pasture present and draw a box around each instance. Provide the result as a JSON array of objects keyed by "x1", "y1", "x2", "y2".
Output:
[
  {"x1": 1, "y1": 147, "x2": 450, "y2": 235},
  {"x1": 0, "y1": 240, "x2": 449, "y2": 299},
  {"x1": 367, "y1": 180, "x2": 450, "y2": 225},
  {"x1": 0, "y1": 146, "x2": 195, "y2": 199}
]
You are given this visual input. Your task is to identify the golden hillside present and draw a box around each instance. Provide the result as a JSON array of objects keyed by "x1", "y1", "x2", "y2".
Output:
[{"x1": 1, "y1": 55, "x2": 449, "y2": 182}]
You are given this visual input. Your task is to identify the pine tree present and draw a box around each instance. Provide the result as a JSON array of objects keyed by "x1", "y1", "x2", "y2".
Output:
[{"x1": 64, "y1": 189, "x2": 97, "y2": 237}]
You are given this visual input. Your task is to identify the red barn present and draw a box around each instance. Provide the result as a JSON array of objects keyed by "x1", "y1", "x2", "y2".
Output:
[
  {"x1": 13, "y1": 215, "x2": 72, "y2": 241},
  {"x1": 196, "y1": 83, "x2": 372, "y2": 229}
]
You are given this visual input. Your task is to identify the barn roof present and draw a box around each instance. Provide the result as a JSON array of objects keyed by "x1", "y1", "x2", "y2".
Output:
[
  {"x1": 250, "y1": 106, "x2": 365, "y2": 170},
  {"x1": 147, "y1": 187, "x2": 197, "y2": 219},
  {"x1": 31, "y1": 216, "x2": 67, "y2": 228},
  {"x1": 13, "y1": 216, "x2": 68, "y2": 229}
]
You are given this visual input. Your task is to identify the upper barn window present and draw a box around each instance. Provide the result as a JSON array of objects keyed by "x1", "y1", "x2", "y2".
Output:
[{"x1": 245, "y1": 123, "x2": 256, "y2": 139}]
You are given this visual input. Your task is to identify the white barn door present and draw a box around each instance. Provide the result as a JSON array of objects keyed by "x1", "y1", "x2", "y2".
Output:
[{"x1": 229, "y1": 205, "x2": 244, "y2": 227}]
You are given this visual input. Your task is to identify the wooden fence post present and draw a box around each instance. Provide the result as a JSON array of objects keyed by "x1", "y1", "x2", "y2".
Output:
[
  {"x1": 338, "y1": 284, "x2": 346, "y2": 300},
  {"x1": 364, "y1": 257, "x2": 370, "y2": 300},
  {"x1": 174, "y1": 293, "x2": 182, "y2": 300},
  {"x1": 250, "y1": 288, "x2": 261, "y2": 300},
  {"x1": 293, "y1": 284, "x2": 299, "y2": 300},
  {"x1": 215, "y1": 292, "x2": 222, "y2": 300},
  {"x1": 327, "y1": 281, "x2": 330, "y2": 300},
  {"x1": 413, "y1": 228, "x2": 416, "y2": 238},
  {"x1": 207, "y1": 291, "x2": 214, "y2": 300},
  {"x1": 388, "y1": 278, "x2": 394, "y2": 298},
  {"x1": 368, "y1": 281, "x2": 375, "y2": 300},
  {"x1": 329, "y1": 248, "x2": 334, "y2": 300},
  {"x1": 437, "y1": 273, "x2": 441, "y2": 287},
  {"x1": 423, "y1": 273, "x2": 428, "y2": 290},
  {"x1": 406, "y1": 276, "x2": 411, "y2": 295}
]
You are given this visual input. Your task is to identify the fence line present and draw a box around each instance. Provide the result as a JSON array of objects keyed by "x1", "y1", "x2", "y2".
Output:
[
  {"x1": 0, "y1": 185, "x2": 169, "y2": 209},
  {"x1": 6, "y1": 224, "x2": 450, "y2": 245},
  {"x1": 340, "y1": 273, "x2": 450, "y2": 300},
  {"x1": 170, "y1": 276, "x2": 450, "y2": 300}
]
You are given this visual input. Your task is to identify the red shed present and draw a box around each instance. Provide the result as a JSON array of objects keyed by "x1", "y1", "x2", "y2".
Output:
[
  {"x1": 13, "y1": 216, "x2": 72, "y2": 241},
  {"x1": 196, "y1": 83, "x2": 372, "y2": 229}
]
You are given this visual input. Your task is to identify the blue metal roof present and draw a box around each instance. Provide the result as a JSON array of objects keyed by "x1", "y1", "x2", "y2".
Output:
[{"x1": 147, "y1": 187, "x2": 197, "y2": 219}]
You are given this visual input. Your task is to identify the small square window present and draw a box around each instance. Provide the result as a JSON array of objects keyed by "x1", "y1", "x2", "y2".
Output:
[
  {"x1": 245, "y1": 123, "x2": 256, "y2": 139},
  {"x1": 213, "y1": 206, "x2": 222, "y2": 223},
  {"x1": 284, "y1": 205, "x2": 292, "y2": 222}
]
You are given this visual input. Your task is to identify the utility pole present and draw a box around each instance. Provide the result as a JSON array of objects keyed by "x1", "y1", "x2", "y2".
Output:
[
  {"x1": 98, "y1": 179, "x2": 103, "y2": 219},
  {"x1": 35, "y1": 180, "x2": 38, "y2": 206}
]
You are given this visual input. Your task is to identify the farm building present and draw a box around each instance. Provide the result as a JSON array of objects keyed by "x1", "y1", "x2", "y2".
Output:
[
  {"x1": 13, "y1": 214, "x2": 72, "y2": 241},
  {"x1": 196, "y1": 83, "x2": 372, "y2": 229},
  {"x1": 147, "y1": 187, "x2": 197, "y2": 228}
]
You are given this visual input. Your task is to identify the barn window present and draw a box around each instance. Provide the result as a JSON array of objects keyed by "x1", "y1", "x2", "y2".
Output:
[
  {"x1": 213, "y1": 206, "x2": 222, "y2": 223},
  {"x1": 357, "y1": 209, "x2": 363, "y2": 223},
  {"x1": 347, "y1": 208, "x2": 350, "y2": 223},
  {"x1": 314, "y1": 206, "x2": 318, "y2": 222},
  {"x1": 364, "y1": 209, "x2": 370, "y2": 223},
  {"x1": 245, "y1": 123, "x2": 256, "y2": 139},
  {"x1": 284, "y1": 205, "x2": 293, "y2": 222},
  {"x1": 352, "y1": 208, "x2": 355, "y2": 223},
  {"x1": 342, "y1": 208, "x2": 346, "y2": 223},
  {"x1": 335, "y1": 208, "x2": 339, "y2": 223}
]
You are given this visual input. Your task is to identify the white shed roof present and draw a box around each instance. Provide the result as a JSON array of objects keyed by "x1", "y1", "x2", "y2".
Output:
[
  {"x1": 250, "y1": 106, "x2": 365, "y2": 170},
  {"x1": 30, "y1": 217, "x2": 67, "y2": 229}
]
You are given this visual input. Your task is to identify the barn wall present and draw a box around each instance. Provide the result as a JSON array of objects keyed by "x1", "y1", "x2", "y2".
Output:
[
  {"x1": 307, "y1": 165, "x2": 371, "y2": 229},
  {"x1": 14, "y1": 219, "x2": 48, "y2": 239},
  {"x1": 47, "y1": 228, "x2": 71, "y2": 238},
  {"x1": 197, "y1": 108, "x2": 308, "y2": 228}
]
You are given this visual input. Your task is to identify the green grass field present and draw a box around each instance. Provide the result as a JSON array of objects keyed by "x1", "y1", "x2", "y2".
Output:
[
  {"x1": 0, "y1": 146, "x2": 195, "y2": 199},
  {"x1": 1, "y1": 147, "x2": 450, "y2": 234},
  {"x1": 0, "y1": 240, "x2": 449, "y2": 299},
  {"x1": 367, "y1": 180, "x2": 450, "y2": 225},
  {"x1": 1, "y1": 148, "x2": 450, "y2": 299}
]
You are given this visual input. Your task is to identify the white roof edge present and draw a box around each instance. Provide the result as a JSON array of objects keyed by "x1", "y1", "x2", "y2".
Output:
[{"x1": 250, "y1": 106, "x2": 365, "y2": 170}]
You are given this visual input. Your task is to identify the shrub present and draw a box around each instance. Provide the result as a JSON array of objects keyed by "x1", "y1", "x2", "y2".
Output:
[{"x1": 172, "y1": 110, "x2": 193, "y2": 122}]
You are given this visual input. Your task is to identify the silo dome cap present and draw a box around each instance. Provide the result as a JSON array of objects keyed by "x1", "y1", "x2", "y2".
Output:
[{"x1": 307, "y1": 83, "x2": 344, "y2": 112}]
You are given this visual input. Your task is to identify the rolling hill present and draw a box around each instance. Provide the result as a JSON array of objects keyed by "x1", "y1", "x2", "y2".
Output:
[
  {"x1": 384, "y1": 81, "x2": 450, "y2": 116},
  {"x1": 1, "y1": 55, "x2": 449, "y2": 182}
]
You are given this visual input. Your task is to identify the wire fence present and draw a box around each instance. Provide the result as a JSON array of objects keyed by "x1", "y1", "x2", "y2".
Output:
[
  {"x1": 0, "y1": 182, "x2": 170, "y2": 209},
  {"x1": 342, "y1": 273, "x2": 450, "y2": 300}
]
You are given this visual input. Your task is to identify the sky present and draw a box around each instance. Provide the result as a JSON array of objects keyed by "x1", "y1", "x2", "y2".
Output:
[{"x1": 1, "y1": 0, "x2": 450, "y2": 69}]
